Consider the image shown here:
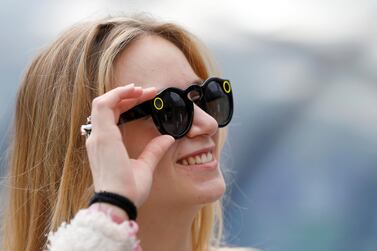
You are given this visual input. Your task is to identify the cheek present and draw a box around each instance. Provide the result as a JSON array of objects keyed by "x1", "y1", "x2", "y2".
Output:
[{"x1": 121, "y1": 120, "x2": 159, "y2": 159}]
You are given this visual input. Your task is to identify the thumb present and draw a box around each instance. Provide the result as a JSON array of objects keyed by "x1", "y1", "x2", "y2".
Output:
[{"x1": 138, "y1": 135, "x2": 175, "y2": 171}]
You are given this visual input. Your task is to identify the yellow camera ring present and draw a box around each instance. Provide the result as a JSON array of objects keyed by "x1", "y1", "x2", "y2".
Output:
[
  {"x1": 154, "y1": 97, "x2": 164, "y2": 110},
  {"x1": 223, "y1": 81, "x2": 231, "y2": 93}
]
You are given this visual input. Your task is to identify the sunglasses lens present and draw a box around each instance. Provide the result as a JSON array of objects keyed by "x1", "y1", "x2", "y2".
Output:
[
  {"x1": 204, "y1": 80, "x2": 232, "y2": 126},
  {"x1": 157, "y1": 91, "x2": 190, "y2": 137}
]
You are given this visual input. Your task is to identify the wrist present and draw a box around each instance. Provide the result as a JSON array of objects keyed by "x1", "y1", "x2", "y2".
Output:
[
  {"x1": 94, "y1": 185, "x2": 139, "y2": 206},
  {"x1": 89, "y1": 191, "x2": 138, "y2": 221},
  {"x1": 89, "y1": 202, "x2": 129, "y2": 224}
]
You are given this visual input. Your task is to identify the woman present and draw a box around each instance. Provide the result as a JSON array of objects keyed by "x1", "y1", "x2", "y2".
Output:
[{"x1": 1, "y1": 14, "x2": 254, "y2": 251}]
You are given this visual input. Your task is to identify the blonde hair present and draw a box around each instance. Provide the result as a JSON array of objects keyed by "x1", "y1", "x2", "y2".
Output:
[{"x1": 1, "y1": 14, "x2": 227, "y2": 251}]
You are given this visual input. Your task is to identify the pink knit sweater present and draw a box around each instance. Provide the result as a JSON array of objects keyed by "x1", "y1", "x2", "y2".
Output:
[{"x1": 46, "y1": 208, "x2": 257, "y2": 251}]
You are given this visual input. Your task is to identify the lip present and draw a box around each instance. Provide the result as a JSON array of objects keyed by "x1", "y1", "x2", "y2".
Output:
[
  {"x1": 176, "y1": 145, "x2": 216, "y2": 163},
  {"x1": 177, "y1": 158, "x2": 218, "y2": 172}
]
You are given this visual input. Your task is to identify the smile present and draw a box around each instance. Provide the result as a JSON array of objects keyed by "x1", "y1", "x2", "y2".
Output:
[{"x1": 177, "y1": 151, "x2": 213, "y2": 165}]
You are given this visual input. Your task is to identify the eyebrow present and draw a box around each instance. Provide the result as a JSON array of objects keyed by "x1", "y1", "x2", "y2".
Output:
[
  {"x1": 188, "y1": 78, "x2": 204, "y2": 86},
  {"x1": 156, "y1": 78, "x2": 203, "y2": 92}
]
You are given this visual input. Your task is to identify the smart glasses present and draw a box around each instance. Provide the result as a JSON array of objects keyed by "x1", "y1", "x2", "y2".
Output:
[{"x1": 118, "y1": 77, "x2": 234, "y2": 139}]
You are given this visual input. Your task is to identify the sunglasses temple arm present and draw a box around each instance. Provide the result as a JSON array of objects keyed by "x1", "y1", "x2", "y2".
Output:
[{"x1": 117, "y1": 101, "x2": 151, "y2": 125}]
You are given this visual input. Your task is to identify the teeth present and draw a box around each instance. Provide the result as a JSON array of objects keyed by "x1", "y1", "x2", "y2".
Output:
[
  {"x1": 188, "y1": 157, "x2": 196, "y2": 165},
  {"x1": 179, "y1": 151, "x2": 213, "y2": 165},
  {"x1": 195, "y1": 155, "x2": 202, "y2": 164},
  {"x1": 207, "y1": 152, "x2": 212, "y2": 161},
  {"x1": 201, "y1": 153, "x2": 208, "y2": 163}
]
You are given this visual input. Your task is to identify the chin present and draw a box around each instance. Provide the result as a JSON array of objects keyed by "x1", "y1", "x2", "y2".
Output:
[
  {"x1": 172, "y1": 160, "x2": 227, "y2": 205},
  {"x1": 191, "y1": 177, "x2": 226, "y2": 205}
]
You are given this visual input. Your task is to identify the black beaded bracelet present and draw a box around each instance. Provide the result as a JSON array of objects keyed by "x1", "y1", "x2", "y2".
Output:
[{"x1": 89, "y1": 191, "x2": 138, "y2": 220}]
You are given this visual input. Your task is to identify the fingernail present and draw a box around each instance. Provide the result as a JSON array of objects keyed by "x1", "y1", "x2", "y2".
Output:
[
  {"x1": 144, "y1": 87, "x2": 156, "y2": 91},
  {"x1": 167, "y1": 135, "x2": 175, "y2": 141},
  {"x1": 125, "y1": 83, "x2": 135, "y2": 88}
]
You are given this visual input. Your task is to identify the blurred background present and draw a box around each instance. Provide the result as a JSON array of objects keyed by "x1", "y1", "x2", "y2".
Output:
[{"x1": 1, "y1": 0, "x2": 377, "y2": 250}]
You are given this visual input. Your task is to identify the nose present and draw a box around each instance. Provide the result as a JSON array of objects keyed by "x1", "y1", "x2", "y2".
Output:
[{"x1": 186, "y1": 104, "x2": 218, "y2": 138}]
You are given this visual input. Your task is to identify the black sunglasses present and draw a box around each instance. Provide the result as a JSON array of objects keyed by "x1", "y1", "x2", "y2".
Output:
[{"x1": 117, "y1": 77, "x2": 233, "y2": 139}]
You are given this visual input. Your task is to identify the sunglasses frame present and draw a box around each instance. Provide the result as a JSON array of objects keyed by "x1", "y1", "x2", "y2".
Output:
[{"x1": 118, "y1": 77, "x2": 233, "y2": 138}]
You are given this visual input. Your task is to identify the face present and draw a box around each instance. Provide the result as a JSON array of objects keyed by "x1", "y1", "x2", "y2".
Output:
[{"x1": 114, "y1": 35, "x2": 226, "y2": 209}]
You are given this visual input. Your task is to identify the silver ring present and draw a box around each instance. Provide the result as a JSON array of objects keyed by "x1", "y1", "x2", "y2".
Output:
[{"x1": 80, "y1": 116, "x2": 92, "y2": 138}]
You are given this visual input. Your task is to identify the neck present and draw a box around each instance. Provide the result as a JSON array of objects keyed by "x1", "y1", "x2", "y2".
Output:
[{"x1": 137, "y1": 202, "x2": 201, "y2": 251}]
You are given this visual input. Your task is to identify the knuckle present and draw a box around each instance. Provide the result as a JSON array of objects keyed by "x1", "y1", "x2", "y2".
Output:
[
  {"x1": 92, "y1": 96, "x2": 107, "y2": 109},
  {"x1": 113, "y1": 86, "x2": 124, "y2": 92}
]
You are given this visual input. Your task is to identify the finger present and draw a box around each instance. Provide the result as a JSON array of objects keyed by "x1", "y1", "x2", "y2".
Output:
[
  {"x1": 117, "y1": 87, "x2": 157, "y2": 113},
  {"x1": 92, "y1": 84, "x2": 142, "y2": 113},
  {"x1": 140, "y1": 87, "x2": 157, "y2": 101},
  {"x1": 114, "y1": 86, "x2": 143, "y2": 104},
  {"x1": 117, "y1": 98, "x2": 139, "y2": 113},
  {"x1": 90, "y1": 85, "x2": 143, "y2": 129},
  {"x1": 116, "y1": 98, "x2": 141, "y2": 120},
  {"x1": 137, "y1": 135, "x2": 175, "y2": 171}
]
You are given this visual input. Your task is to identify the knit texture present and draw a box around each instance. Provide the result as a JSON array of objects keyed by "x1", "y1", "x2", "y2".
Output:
[
  {"x1": 46, "y1": 208, "x2": 139, "y2": 251},
  {"x1": 45, "y1": 208, "x2": 258, "y2": 251}
]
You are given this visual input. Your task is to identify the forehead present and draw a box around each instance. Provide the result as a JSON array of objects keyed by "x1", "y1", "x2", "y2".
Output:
[{"x1": 113, "y1": 34, "x2": 202, "y2": 91}]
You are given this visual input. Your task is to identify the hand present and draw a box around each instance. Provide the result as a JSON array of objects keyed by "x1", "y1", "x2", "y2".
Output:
[{"x1": 85, "y1": 84, "x2": 175, "y2": 208}]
